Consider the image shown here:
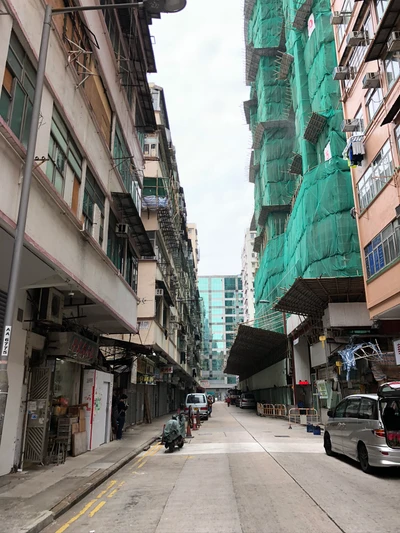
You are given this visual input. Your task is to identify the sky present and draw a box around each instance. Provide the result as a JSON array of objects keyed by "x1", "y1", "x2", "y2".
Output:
[{"x1": 149, "y1": 0, "x2": 253, "y2": 277}]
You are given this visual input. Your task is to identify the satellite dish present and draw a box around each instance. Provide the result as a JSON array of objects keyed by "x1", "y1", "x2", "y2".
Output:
[{"x1": 145, "y1": 0, "x2": 187, "y2": 14}]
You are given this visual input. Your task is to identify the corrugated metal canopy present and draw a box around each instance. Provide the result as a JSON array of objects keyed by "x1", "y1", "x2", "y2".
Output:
[
  {"x1": 112, "y1": 192, "x2": 154, "y2": 257},
  {"x1": 365, "y1": 0, "x2": 400, "y2": 62},
  {"x1": 224, "y1": 325, "x2": 287, "y2": 381},
  {"x1": 273, "y1": 277, "x2": 365, "y2": 317}
]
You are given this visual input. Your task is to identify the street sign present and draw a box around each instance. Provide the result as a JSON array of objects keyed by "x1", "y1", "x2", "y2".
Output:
[{"x1": 1, "y1": 325, "x2": 12, "y2": 359}]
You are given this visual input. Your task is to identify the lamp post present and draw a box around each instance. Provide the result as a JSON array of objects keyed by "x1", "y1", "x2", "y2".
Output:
[{"x1": 0, "y1": 0, "x2": 186, "y2": 444}]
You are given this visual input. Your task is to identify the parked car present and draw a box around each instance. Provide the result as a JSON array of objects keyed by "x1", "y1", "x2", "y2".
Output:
[
  {"x1": 228, "y1": 389, "x2": 241, "y2": 406},
  {"x1": 239, "y1": 393, "x2": 256, "y2": 409},
  {"x1": 324, "y1": 382, "x2": 400, "y2": 474},
  {"x1": 184, "y1": 393, "x2": 209, "y2": 420}
]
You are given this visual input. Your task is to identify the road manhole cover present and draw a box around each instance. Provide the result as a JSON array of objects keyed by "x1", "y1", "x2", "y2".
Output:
[{"x1": 274, "y1": 435, "x2": 290, "y2": 438}]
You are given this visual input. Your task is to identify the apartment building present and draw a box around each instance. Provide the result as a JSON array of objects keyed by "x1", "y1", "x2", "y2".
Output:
[
  {"x1": 134, "y1": 84, "x2": 202, "y2": 408},
  {"x1": 331, "y1": 0, "x2": 400, "y2": 332},
  {"x1": 241, "y1": 228, "x2": 258, "y2": 323},
  {"x1": 187, "y1": 223, "x2": 200, "y2": 277},
  {"x1": 0, "y1": 0, "x2": 179, "y2": 475},
  {"x1": 198, "y1": 275, "x2": 243, "y2": 395}
]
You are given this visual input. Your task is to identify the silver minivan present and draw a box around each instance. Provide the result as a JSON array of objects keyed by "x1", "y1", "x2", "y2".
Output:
[{"x1": 324, "y1": 382, "x2": 400, "y2": 473}]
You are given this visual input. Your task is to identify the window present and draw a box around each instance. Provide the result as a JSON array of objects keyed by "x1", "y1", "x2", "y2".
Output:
[
  {"x1": 46, "y1": 108, "x2": 82, "y2": 197},
  {"x1": 345, "y1": 398, "x2": 361, "y2": 418},
  {"x1": 343, "y1": 15, "x2": 373, "y2": 92},
  {"x1": 359, "y1": 398, "x2": 378, "y2": 420},
  {"x1": 385, "y1": 53, "x2": 400, "y2": 90},
  {"x1": 375, "y1": 0, "x2": 388, "y2": 22},
  {"x1": 224, "y1": 278, "x2": 236, "y2": 290},
  {"x1": 337, "y1": 0, "x2": 355, "y2": 43},
  {"x1": 335, "y1": 400, "x2": 347, "y2": 417},
  {"x1": 366, "y1": 87, "x2": 383, "y2": 122},
  {"x1": 0, "y1": 32, "x2": 36, "y2": 146},
  {"x1": 114, "y1": 122, "x2": 140, "y2": 211},
  {"x1": 364, "y1": 219, "x2": 400, "y2": 278},
  {"x1": 125, "y1": 247, "x2": 138, "y2": 292},
  {"x1": 83, "y1": 169, "x2": 105, "y2": 244},
  {"x1": 396, "y1": 126, "x2": 400, "y2": 157},
  {"x1": 357, "y1": 142, "x2": 393, "y2": 209},
  {"x1": 107, "y1": 211, "x2": 122, "y2": 270}
]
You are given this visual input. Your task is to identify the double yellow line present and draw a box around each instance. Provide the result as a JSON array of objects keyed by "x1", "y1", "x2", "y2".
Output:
[
  {"x1": 55, "y1": 443, "x2": 161, "y2": 533},
  {"x1": 55, "y1": 479, "x2": 125, "y2": 533}
]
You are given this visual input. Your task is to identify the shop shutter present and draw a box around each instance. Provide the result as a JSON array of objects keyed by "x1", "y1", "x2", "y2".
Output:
[{"x1": 0, "y1": 290, "x2": 7, "y2": 335}]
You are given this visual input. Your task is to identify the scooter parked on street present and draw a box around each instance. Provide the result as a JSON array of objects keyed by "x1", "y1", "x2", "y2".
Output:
[{"x1": 162, "y1": 413, "x2": 186, "y2": 452}]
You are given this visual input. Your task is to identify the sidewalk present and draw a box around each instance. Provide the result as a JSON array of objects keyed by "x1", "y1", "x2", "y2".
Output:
[{"x1": 0, "y1": 414, "x2": 172, "y2": 533}]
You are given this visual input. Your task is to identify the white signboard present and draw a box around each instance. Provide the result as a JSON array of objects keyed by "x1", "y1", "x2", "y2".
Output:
[
  {"x1": 324, "y1": 142, "x2": 332, "y2": 161},
  {"x1": 1, "y1": 326, "x2": 12, "y2": 359},
  {"x1": 308, "y1": 13, "x2": 315, "y2": 38},
  {"x1": 200, "y1": 380, "x2": 210, "y2": 388},
  {"x1": 394, "y1": 339, "x2": 400, "y2": 365}
]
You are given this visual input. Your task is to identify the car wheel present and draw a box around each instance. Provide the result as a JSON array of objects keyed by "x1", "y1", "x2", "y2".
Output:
[
  {"x1": 205, "y1": 415, "x2": 209, "y2": 421},
  {"x1": 358, "y1": 442, "x2": 373, "y2": 474},
  {"x1": 324, "y1": 432, "x2": 334, "y2": 456}
]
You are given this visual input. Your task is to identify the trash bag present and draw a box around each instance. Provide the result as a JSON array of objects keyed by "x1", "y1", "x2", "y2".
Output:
[{"x1": 164, "y1": 418, "x2": 180, "y2": 442}]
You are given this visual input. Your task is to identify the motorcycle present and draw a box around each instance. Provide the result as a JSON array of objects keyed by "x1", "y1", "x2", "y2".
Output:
[{"x1": 162, "y1": 413, "x2": 186, "y2": 453}]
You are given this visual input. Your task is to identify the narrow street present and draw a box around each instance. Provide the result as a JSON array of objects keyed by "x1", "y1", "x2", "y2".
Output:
[{"x1": 44, "y1": 403, "x2": 400, "y2": 533}]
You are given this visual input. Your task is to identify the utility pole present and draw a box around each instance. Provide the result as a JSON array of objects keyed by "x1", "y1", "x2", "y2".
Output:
[{"x1": 0, "y1": 0, "x2": 186, "y2": 446}]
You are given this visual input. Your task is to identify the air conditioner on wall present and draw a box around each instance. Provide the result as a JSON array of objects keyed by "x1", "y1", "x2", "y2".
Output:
[
  {"x1": 388, "y1": 31, "x2": 400, "y2": 52},
  {"x1": 341, "y1": 118, "x2": 364, "y2": 133},
  {"x1": 346, "y1": 31, "x2": 368, "y2": 47},
  {"x1": 39, "y1": 288, "x2": 64, "y2": 325},
  {"x1": 333, "y1": 66, "x2": 356, "y2": 80},
  {"x1": 155, "y1": 288, "x2": 164, "y2": 297},
  {"x1": 330, "y1": 11, "x2": 351, "y2": 25},
  {"x1": 362, "y1": 72, "x2": 381, "y2": 89},
  {"x1": 116, "y1": 224, "x2": 129, "y2": 237}
]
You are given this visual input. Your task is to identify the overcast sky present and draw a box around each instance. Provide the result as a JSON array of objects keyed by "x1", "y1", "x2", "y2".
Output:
[{"x1": 149, "y1": 0, "x2": 253, "y2": 277}]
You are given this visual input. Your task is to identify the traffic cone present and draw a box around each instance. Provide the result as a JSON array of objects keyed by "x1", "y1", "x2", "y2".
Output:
[
  {"x1": 186, "y1": 420, "x2": 193, "y2": 438},
  {"x1": 192, "y1": 413, "x2": 198, "y2": 430},
  {"x1": 197, "y1": 413, "x2": 201, "y2": 427}
]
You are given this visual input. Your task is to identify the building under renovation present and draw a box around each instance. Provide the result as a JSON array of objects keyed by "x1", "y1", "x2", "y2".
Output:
[{"x1": 225, "y1": 0, "x2": 397, "y2": 420}]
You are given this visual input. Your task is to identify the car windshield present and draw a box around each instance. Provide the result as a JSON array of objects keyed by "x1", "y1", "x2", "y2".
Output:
[{"x1": 187, "y1": 395, "x2": 204, "y2": 404}]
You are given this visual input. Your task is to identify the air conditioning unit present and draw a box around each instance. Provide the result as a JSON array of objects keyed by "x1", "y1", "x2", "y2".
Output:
[
  {"x1": 388, "y1": 31, "x2": 400, "y2": 52},
  {"x1": 39, "y1": 288, "x2": 64, "y2": 325},
  {"x1": 341, "y1": 118, "x2": 364, "y2": 132},
  {"x1": 362, "y1": 72, "x2": 381, "y2": 89},
  {"x1": 346, "y1": 31, "x2": 368, "y2": 47},
  {"x1": 330, "y1": 11, "x2": 351, "y2": 25},
  {"x1": 116, "y1": 223, "x2": 129, "y2": 237},
  {"x1": 155, "y1": 288, "x2": 164, "y2": 297},
  {"x1": 333, "y1": 66, "x2": 356, "y2": 80}
]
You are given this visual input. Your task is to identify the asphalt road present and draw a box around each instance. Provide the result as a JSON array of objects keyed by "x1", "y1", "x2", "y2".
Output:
[{"x1": 44, "y1": 402, "x2": 400, "y2": 533}]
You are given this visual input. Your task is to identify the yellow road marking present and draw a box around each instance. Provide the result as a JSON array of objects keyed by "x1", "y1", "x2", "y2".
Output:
[
  {"x1": 137, "y1": 459, "x2": 147, "y2": 469},
  {"x1": 96, "y1": 489, "x2": 107, "y2": 499},
  {"x1": 96, "y1": 479, "x2": 117, "y2": 499},
  {"x1": 118, "y1": 481, "x2": 125, "y2": 487},
  {"x1": 88, "y1": 501, "x2": 107, "y2": 518},
  {"x1": 55, "y1": 500, "x2": 97, "y2": 533},
  {"x1": 108, "y1": 489, "x2": 118, "y2": 498}
]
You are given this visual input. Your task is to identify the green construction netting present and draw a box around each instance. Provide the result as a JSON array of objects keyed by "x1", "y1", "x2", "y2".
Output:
[{"x1": 246, "y1": 0, "x2": 362, "y2": 332}]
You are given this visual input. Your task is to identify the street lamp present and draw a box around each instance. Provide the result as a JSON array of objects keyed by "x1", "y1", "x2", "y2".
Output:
[{"x1": 0, "y1": 0, "x2": 186, "y2": 442}]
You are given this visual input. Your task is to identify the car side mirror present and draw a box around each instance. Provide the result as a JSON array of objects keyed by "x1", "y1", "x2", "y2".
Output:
[{"x1": 327, "y1": 410, "x2": 334, "y2": 418}]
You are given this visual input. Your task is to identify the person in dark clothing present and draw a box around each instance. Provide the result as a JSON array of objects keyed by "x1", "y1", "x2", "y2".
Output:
[
  {"x1": 116, "y1": 394, "x2": 128, "y2": 440},
  {"x1": 111, "y1": 392, "x2": 119, "y2": 438}
]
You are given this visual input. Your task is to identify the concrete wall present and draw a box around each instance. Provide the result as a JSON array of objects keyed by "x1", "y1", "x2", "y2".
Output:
[
  {"x1": 241, "y1": 359, "x2": 287, "y2": 391},
  {"x1": 293, "y1": 336, "x2": 310, "y2": 384},
  {"x1": 310, "y1": 342, "x2": 326, "y2": 368},
  {"x1": 323, "y1": 303, "x2": 373, "y2": 328}
]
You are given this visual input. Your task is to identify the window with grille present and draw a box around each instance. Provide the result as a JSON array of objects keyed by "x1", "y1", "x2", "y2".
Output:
[
  {"x1": 83, "y1": 169, "x2": 105, "y2": 244},
  {"x1": 0, "y1": 32, "x2": 36, "y2": 146},
  {"x1": 357, "y1": 141, "x2": 393, "y2": 210},
  {"x1": 364, "y1": 219, "x2": 400, "y2": 278}
]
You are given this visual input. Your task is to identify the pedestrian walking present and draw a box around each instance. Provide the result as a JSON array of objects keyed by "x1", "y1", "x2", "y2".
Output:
[
  {"x1": 226, "y1": 396, "x2": 231, "y2": 407},
  {"x1": 116, "y1": 394, "x2": 128, "y2": 440}
]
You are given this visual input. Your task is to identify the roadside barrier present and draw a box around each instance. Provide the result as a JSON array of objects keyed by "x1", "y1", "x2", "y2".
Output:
[
  {"x1": 288, "y1": 408, "x2": 319, "y2": 426},
  {"x1": 257, "y1": 403, "x2": 287, "y2": 418}
]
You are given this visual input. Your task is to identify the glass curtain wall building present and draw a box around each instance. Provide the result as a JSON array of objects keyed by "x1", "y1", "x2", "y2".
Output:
[{"x1": 198, "y1": 276, "x2": 243, "y2": 394}]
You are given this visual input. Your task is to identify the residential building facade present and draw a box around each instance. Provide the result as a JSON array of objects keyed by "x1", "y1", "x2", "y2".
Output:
[
  {"x1": 241, "y1": 228, "x2": 258, "y2": 323},
  {"x1": 0, "y1": 0, "x2": 184, "y2": 475},
  {"x1": 187, "y1": 223, "x2": 200, "y2": 277},
  {"x1": 330, "y1": 0, "x2": 400, "y2": 330},
  {"x1": 226, "y1": 0, "x2": 390, "y2": 419},
  {"x1": 198, "y1": 275, "x2": 243, "y2": 395},
  {"x1": 134, "y1": 83, "x2": 202, "y2": 409}
]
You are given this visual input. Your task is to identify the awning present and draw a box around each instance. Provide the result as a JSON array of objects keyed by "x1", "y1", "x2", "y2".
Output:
[
  {"x1": 365, "y1": 0, "x2": 400, "y2": 62},
  {"x1": 381, "y1": 93, "x2": 400, "y2": 125},
  {"x1": 224, "y1": 324, "x2": 287, "y2": 380},
  {"x1": 273, "y1": 277, "x2": 365, "y2": 317},
  {"x1": 112, "y1": 192, "x2": 154, "y2": 257},
  {"x1": 99, "y1": 336, "x2": 152, "y2": 356}
]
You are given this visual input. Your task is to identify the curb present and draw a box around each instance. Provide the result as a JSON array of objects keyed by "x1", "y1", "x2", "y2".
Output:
[{"x1": 22, "y1": 433, "x2": 162, "y2": 533}]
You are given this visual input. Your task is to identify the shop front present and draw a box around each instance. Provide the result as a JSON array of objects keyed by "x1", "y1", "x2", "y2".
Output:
[{"x1": 23, "y1": 331, "x2": 110, "y2": 467}]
